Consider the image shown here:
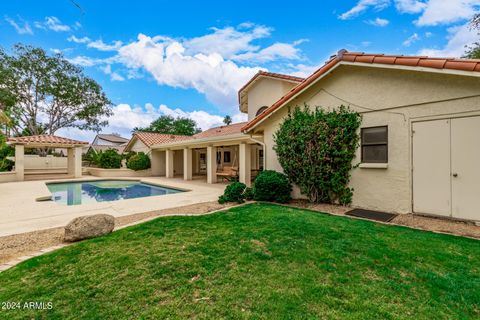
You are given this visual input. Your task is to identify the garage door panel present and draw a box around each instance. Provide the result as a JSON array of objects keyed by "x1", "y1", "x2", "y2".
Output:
[
  {"x1": 412, "y1": 120, "x2": 451, "y2": 216},
  {"x1": 451, "y1": 117, "x2": 480, "y2": 220}
]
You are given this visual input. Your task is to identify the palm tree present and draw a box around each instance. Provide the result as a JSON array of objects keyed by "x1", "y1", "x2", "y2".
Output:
[
  {"x1": 223, "y1": 115, "x2": 232, "y2": 125},
  {"x1": 0, "y1": 110, "x2": 11, "y2": 137},
  {"x1": 0, "y1": 110, "x2": 9, "y2": 124}
]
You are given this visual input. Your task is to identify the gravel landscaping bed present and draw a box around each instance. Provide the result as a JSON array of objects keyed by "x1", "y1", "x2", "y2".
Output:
[{"x1": 288, "y1": 199, "x2": 480, "y2": 239}]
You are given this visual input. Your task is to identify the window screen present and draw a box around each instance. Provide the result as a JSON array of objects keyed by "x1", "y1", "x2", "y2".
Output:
[{"x1": 361, "y1": 126, "x2": 388, "y2": 163}]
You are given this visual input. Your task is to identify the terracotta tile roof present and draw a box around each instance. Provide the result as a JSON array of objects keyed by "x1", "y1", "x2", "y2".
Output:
[
  {"x1": 132, "y1": 131, "x2": 191, "y2": 147},
  {"x1": 8, "y1": 135, "x2": 88, "y2": 146},
  {"x1": 340, "y1": 51, "x2": 480, "y2": 71},
  {"x1": 96, "y1": 134, "x2": 129, "y2": 144},
  {"x1": 242, "y1": 50, "x2": 480, "y2": 132},
  {"x1": 89, "y1": 144, "x2": 126, "y2": 154},
  {"x1": 192, "y1": 122, "x2": 247, "y2": 139}
]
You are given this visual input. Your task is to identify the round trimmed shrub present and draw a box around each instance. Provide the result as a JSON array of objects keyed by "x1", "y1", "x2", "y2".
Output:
[
  {"x1": 244, "y1": 187, "x2": 254, "y2": 201},
  {"x1": 218, "y1": 181, "x2": 247, "y2": 204},
  {"x1": 127, "y1": 152, "x2": 151, "y2": 171},
  {"x1": 97, "y1": 149, "x2": 122, "y2": 169},
  {"x1": 253, "y1": 170, "x2": 292, "y2": 203}
]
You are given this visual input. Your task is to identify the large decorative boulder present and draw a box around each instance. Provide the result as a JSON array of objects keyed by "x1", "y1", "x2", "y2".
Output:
[{"x1": 64, "y1": 214, "x2": 115, "y2": 242}]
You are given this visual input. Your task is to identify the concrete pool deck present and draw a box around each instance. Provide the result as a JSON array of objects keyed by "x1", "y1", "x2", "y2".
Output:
[{"x1": 0, "y1": 176, "x2": 225, "y2": 237}]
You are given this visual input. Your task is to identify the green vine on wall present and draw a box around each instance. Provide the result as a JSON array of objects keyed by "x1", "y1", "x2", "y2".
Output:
[{"x1": 274, "y1": 105, "x2": 361, "y2": 205}]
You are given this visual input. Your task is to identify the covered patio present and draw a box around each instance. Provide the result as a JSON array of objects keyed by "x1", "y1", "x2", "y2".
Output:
[
  {"x1": 7, "y1": 135, "x2": 88, "y2": 182},
  {"x1": 151, "y1": 132, "x2": 264, "y2": 187}
]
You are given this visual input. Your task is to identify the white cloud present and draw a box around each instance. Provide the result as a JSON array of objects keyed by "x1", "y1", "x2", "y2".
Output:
[
  {"x1": 116, "y1": 33, "x2": 263, "y2": 109},
  {"x1": 366, "y1": 17, "x2": 390, "y2": 26},
  {"x1": 403, "y1": 33, "x2": 421, "y2": 46},
  {"x1": 68, "y1": 35, "x2": 91, "y2": 43},
  {"x1": 158, "y1": 104, "x2": 224, "y2": 130},
  {"x1": 110, "y1": 72, "x2": 125, "y2": 81},
  {"x1": 415, "y1": 0, "x2": 479, "y2": 26},
  {"x1": 68, "y1": 36, "x2": 123, "y2": 52},
  {"x1": 64, "y1": 24, "x2": 306, "y2": 110},
  {"x1": 68, "y1": 56, "x2": 99, "y2": 67},
  {"x1": 233, "y1": 42, "x2": 303, "y2": 62},
  {"x1": 341, "y1": 0, "x2": 478, "y2": 27},
  {"x1": 56, "y1": 102, "x2": 248, "y2": 142},
  {"x1": 5, "y1": 16, "x2": 33, "y2": 35},
  {"x1": 339, "y1": 0, "x2": 390, "y2": 20},
  {"x1": 395, "y1": 0, "x2": 427, "y2": 13},
  {"x1": 287, "y1": 63, "x2": 319, "y2": 78},
  {"x1": 38, "y1": 16, "x2": 71, "y2": 32},
  {"x1": 100, "y1": 64, "x2": 125, "y2": 81},
  {"x1": 185, "y1": 25, "x2": 271, "y2": 58},
  {"x1": 418, "y1": 23, "x2": 479, "y2": 57},
  {"x1": 87, "y1": 39, "x2": 123, "y2": 51}
]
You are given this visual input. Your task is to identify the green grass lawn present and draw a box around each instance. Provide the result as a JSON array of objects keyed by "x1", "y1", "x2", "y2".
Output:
[{"x1": 0, "y1": 203, "x2": 479, "y2": 319}]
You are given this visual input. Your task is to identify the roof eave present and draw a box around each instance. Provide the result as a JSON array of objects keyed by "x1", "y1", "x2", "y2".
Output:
[
  {"x1": 151, "y1": 133, "x2": 250, "y2": 149},
  {"x1": 242, "y1": 59, "x2": 480, "y2": 133}
]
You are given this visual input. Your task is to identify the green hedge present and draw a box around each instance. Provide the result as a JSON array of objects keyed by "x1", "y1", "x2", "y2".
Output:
[
  {"x1": 274, "y1": 105, "x2": 361, "y2": 204},
  {"x1": 97, "y1": 149, "x2": 122, "y2": 169},
  {"x1": 127, "y1": 152, "x2": 151, "y2": 171}
]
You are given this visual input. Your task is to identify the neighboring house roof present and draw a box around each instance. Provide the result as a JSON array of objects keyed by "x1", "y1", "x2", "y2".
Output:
[
  {"x1": 95, "y1": 134, "x2": 129, "y2": 144},
  {"x1": 192, "y1": 122, "x2": 247, "y2": 139},
  {"x1": 88, "y1": 144, "x2": 126, "y2": 154},
  {"x1": 124, "y1": 131, "x2": 191, "y2": 151},
  {"x1": 242, "y1": 50, "x2": 480, "y2": 132},
  {"x1": 238, "y1": 71, "x2": 305, "y2": 113},
  {"x1": 8, "y1": 135, "x2": 88, "y2": 147}
]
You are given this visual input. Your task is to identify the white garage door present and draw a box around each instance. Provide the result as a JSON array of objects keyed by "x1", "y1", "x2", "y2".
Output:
[{"x1": 412, "y1": 116, "x2": 480, "y2": 221}]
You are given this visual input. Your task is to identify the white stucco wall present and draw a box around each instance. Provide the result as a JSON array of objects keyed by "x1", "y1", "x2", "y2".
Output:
[
  {"x1": 129, "y1": 139, "x2": 150, "y2": 154},
  {"x1": 24, "y1": 155, "x2": 68, "y2": 170},
  {"x1": 247, "y1": 78, "x2": 298, "y2": 120},
  {"x1": 256, "y1": 64, "x2": 480, "y2": 213}
]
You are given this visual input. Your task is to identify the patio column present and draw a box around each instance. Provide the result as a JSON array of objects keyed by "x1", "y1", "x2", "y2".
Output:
[
  {"x1": 15, "y1": 144, "x2": 24, "y2": 181},
  {"x1": 183, "y1": 148, "x2": 192, "y2": 180},
  {"x1": 166, "y1": 149, "x2": 174, "y2": 178},
  {"x1": 67, "y1": 147, "x2": 82, "y2": 178},
  {"x1": 151, "y1": 150, "x2": 164, "y2": 176},
  {"x1": 206, "y1": 146, "x2": 217, "y2": 184},
  {"x1": 239, "y1": 143, "x2": 251, "y2": 187}
]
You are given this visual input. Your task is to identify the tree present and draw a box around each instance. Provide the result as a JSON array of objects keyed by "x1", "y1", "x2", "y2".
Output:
[
  {"x1": 464, "y1": 14, "x2": 480, "y2": 59},
  {"x1": 0, "y1": 44, "x2": 112, "y2": 136},
  {"x1": 134, "y1": 115, "x2": 201, "y2": 136},
  {"x1": 223, "y1": 115, "x2": 232, "y2": 125}
]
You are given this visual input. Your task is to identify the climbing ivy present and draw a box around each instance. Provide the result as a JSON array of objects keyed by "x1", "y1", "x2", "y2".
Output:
[{"x1": 274, "y1": 105, "x2": 361, "y2": 204}]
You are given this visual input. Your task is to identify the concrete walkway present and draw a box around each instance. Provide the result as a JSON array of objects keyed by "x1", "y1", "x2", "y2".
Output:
[{"x1": 0, "y1": 176, "x2": 225, "y2": 237}]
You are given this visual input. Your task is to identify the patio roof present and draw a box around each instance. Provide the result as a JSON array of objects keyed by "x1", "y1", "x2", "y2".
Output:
[
  {"x1": 151, "y1": 122, "x2": 255, "y2": 149},
  {"x1": 7, "y1": 135, "x2": 88, "y2": 148}
]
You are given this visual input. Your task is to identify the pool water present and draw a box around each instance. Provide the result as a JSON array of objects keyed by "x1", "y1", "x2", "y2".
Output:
[{"x1": 47, "y1": 180, "x2": 183, "y2": 206}]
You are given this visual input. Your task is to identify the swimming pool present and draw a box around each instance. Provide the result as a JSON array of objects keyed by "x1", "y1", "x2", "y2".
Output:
[{"x1": 47, "y1": 180, "x2": 183, "y2": 206}]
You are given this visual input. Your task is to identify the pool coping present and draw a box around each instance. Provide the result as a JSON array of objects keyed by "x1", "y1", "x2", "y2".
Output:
[{"x1": 39, "y1": 178, "x2": 193, "y2": 203}]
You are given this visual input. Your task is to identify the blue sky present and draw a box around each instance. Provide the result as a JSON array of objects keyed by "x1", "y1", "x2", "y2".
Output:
[{"x1": 1, "y1": 0, "x2": 479, "y2": 141}]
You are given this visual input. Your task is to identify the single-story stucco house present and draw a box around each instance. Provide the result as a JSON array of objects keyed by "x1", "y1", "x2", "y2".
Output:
[
  {"x1": 132, "y1": 50, "x2": 480, "y2": 222},
  {"x1": 86, "y1": 133, "x2": 129, "y2": 155}
]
